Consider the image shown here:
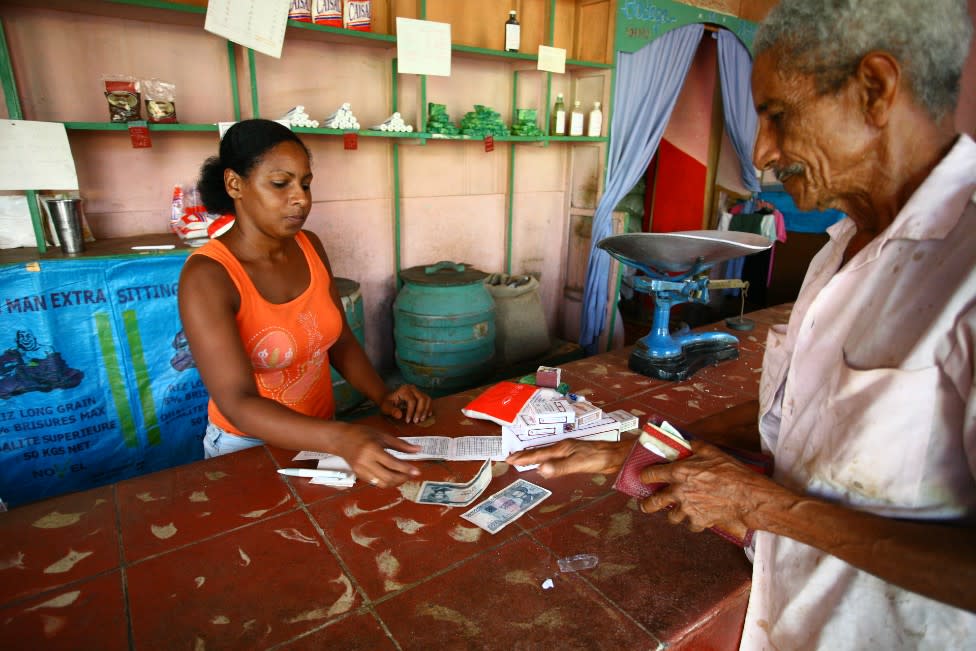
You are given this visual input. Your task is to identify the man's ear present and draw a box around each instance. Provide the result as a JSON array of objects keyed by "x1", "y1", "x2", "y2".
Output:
[
  {"x1": 856, "y1": 51, "x2": 900, "y2": 128},
  {"x1": 224, "y1": 168, "x2": 242, "y2": 199}
]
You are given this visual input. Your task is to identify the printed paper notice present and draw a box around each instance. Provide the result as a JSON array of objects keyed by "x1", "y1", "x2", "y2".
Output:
[
  {"x1": 396, "y1": 17, "x2": 451, "y2": 77},
  {"x1": 205, "y1": 0, "x2": 290, "y2": 59},
  {"x1": 0, "y1": 120, "x2": 78, "y2": 191},
  {"x1": 537, "y1": 45, "x2": 566, "y2": 74}
]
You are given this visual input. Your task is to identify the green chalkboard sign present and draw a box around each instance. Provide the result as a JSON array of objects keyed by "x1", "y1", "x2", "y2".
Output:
[{"x1": 616, "y1": 0, "x2": 756, "y2": 53}]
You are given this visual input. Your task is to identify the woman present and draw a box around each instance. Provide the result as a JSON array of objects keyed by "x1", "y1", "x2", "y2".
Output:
[{"x1": 178, "y1": 119, "x2": 430, "y2": 488}]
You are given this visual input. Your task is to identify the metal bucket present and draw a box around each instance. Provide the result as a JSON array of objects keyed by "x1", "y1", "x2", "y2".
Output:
[
  {"x1": 394, "y1": 261, "x2": 495, "y2": 390},
  {"x1": 330, "y1": 277, "x2": 366, "y2": 414}
]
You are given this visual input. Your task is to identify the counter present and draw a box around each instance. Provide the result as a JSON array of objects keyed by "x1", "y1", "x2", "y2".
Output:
[{"x1": 0, "y1": 304, "x2": 792, "y2": 650}]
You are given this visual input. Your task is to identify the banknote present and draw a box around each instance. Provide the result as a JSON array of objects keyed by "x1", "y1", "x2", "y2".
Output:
[
  {"x1": 460, "y1": 479, "x2": 551, "y2": 534},
  {"x1": 415, "y1": 459, "x2": 492, "y2": 507}
]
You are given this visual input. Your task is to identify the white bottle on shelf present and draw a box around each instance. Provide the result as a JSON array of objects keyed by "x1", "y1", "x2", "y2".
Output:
[
  {"x1": 587, "y1": 101, "x2": 603, "y2": 137},
  {"x1": 569, "y1": 100, "x2": 584, "y2": 136}
]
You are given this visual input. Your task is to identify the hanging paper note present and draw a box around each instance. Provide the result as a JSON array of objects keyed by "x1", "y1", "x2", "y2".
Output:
[
  {"x1": 537, "y1": 45, "x2": 566, "y2": 74},
  {"x1": 0, "y1": 120, "x2": 78, "y2": 191},
  {"x1": 396, "y1": 17, "x2": 452, "y2": 77},
  {"x1": 205, "y1": 0, "x2": 290, "y2": 59}
]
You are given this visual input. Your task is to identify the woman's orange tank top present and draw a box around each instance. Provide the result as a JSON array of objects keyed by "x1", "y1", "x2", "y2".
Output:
[{"x1": 190, "y1": 231, "x2": 343, "y2": 436}]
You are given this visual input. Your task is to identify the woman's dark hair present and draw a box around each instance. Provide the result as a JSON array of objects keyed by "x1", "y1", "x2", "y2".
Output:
[{"x1": 197, "y1": 119, "x2": 310, "y2": 215}]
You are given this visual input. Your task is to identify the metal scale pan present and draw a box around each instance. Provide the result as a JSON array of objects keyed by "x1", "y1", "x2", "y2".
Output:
[{"x1": 598, "y1": 231, "x2": 771, "y2": 381}]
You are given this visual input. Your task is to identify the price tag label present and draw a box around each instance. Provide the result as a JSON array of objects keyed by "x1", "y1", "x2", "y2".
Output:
[
  {"x1": 484, "y1": 135, "x2": 494, "y2": 152},
  {"x1": 128, "y1": 121, "x2": 152, "y2": 148},
  {"x1": 344, "y1": 132, "x2": 358, "y2": 150}
]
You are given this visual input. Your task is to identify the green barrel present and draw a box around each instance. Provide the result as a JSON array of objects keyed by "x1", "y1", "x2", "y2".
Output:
[
  {"x1": 394, "y1": 261, "x2": 495, "y2": 390},
  {"x1": 331, "y1": 277, "x2": 366, "y2": 414}
]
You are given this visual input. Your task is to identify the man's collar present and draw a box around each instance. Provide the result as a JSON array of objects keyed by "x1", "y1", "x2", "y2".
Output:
[{"x1": 884, "y1": 134, "x2": 976, "y2": 242}]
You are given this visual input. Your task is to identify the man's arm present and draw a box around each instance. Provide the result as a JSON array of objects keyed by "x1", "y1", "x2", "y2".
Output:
[{"x1": 641, "y1": 443, "x2": 976, "y2": 614}]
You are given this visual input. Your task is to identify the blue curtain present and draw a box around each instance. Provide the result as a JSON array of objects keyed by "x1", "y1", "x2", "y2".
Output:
[
  {"x1": 579, "y1": 24, "x2": 704, "y2": 353},
  {"x1": 717, "y1": 30, "x2": 760, "y2": 193}
]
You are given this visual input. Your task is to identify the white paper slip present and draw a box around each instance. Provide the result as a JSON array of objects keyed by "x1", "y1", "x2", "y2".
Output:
[
  {"x1": 460, "y1": 479, "x2": 551, "y2": 534},
  {"x1": 292, "y1": 451, "x2": 354, "y2": 474},
  {"x1": 387, "y1": 436, "x2": 504, "y2": 461},
  {"x1": 415, "y1": 459, "x2": 493, "y2": 507}
]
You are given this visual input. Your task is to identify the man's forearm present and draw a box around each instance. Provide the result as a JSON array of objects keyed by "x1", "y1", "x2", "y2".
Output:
[{"x1": 749, "y1": 492, "x2": 976, "y2": 613}]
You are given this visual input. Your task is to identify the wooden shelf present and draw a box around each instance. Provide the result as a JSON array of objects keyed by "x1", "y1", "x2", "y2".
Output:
[{"x1": 0, "y1": 233, "x2": 191, "y2": 266}]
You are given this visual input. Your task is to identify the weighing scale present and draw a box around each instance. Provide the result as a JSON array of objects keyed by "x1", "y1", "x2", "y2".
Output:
[{"x1": 598, "y1": 230, "x2": 772, "y2": 381}]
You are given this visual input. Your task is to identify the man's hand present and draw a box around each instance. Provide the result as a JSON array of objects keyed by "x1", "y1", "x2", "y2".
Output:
[
  {"x1": 331, "y1": 425, "x2": 422, "y2": 488},
  {"x1": 505, "y1": 439, "x2": 631, "y2": 478},
  {"x1": 639, "y1": 440, "x2": 789, "y2": 540},
  {"x1": 381, "y1": 384, "x2": 433, "y2": 424}
]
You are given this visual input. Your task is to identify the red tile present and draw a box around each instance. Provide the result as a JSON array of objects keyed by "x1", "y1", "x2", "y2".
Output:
[
  {"x1": 561, "y1": 355, "x2": 670, "y2": 398},
  {"x1": 745, "y1": 304, "x2": 793, "y2": 326},
  {"x1": 0, "y1": 571, "x2": 128, "y2": 651},
  {"x1": 632, "y1": 377, "x2": 752, "y2": 425},
  {"x1": 116, "y1": 446, "x2": 295, "y2": 562},
  {"x1": 670, "y1": 584, "x2": 750, "y2": 651},
  {"x1": 527, "y1": 491, "x2": 751, "y2": 645},
  {"x1": 127, "y1": 510, "x2": 360, "y2": 649},
  {"x1": 274, "y1": 611, "x2": 398, "y2": 650},
  {"x1": 391, "y1": 390, "x2": 501, "y2": 437},
  {"x1": 375, "y1": 535, "x2": 661, "y2": 650},
  {"x1": 307, "y1": 460, "x2": 522, "y2": 600},
  {"x1": 556, "y1": 370, "x2": 630, "y2": 406},
  {"x1": 0, "y1": 485, "x2": 118, "y2": 606},
  {"x1": 692, "y1": 350, "x2": 765, "y2": 397}
]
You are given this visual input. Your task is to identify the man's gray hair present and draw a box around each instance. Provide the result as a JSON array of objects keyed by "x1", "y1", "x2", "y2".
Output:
[{"x1": 754, "y1": 0, "x2": 973, "y2": 120}]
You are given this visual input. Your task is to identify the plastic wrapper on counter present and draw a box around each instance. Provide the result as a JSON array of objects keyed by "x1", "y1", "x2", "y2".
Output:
[{"x1": 557, "y1": 554, "x2": 599, "y2": 573}]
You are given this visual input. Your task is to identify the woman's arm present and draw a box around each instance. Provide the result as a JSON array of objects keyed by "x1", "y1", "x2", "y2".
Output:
[
  {"x1": 304, "y1": 231, "x2": 432, "y2": 423},
  {"x1": 177, "y1": 254, "x2": 420, "y2": 486}
]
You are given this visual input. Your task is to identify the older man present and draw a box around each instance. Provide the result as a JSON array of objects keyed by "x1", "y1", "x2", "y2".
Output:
[{"x1": 507, "y1": 0, "x2": 976, "y2": 647}]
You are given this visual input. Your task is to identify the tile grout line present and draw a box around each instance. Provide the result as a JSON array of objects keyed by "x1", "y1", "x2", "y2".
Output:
[
  {"x1": 290, "y1": 499, "x2": 404, "y2": 650},
  {"x1": 113, "y1": 482, "x2": 136, "y2": 651},
  {"x1": 521, "y1": 501, "x2": 668, "y2": 649},
  {"x1": 257, "y1": 445, "x2": 404, "y2": 649}
]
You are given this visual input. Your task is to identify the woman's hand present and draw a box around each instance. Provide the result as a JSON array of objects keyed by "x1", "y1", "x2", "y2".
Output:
[
  {"x1": 331, "y1": 424, "x2": 422, "y2": 488},
  {"x1": 505, "y1": 439, "x2": 631, "y2": 478},
  {"x1": 380, "y1": 384, "x2": 433, "y2": 424}
]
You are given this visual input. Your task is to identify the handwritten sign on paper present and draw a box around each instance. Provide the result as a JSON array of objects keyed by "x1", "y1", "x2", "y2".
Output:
[
  {"x1": 0, "y1": 120, "x2": 78, "y2": 191},
  {"x1": 396, "y1": 17, "x2": 452, "y2": 77},
  {"x1": 205, "y1": 0, "x2": 290, "y2": 59},
  {"x1": 537, "y1": 45, "x2": 566, "y2": 74}
]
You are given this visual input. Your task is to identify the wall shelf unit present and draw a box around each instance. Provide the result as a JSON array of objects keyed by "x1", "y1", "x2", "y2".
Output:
[{"x1": 1, "y1": 0, "x2": 615, "y2": 365}]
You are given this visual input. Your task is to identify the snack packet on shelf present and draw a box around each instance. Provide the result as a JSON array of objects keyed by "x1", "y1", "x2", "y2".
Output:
[
  {"x1": 142, "y1": 78, "x2": 178, "y2": 123},
  {"x1": 103, "y1": 75, "x2": 141, "y2": 122}
]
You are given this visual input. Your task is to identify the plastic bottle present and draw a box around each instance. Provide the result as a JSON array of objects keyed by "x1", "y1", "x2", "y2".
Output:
[
  {"x1": 587, "y1": 101, "x2": 603, "y2": 137},
  {"x1": 569, "y1": 100, "x2": 584, "y2": 136},
  {"x1": 551, "y1": 93, "x2": 566, "y2": 136},
  {"x1": 504, "y1": 10, "x2": 520, "y2": 52}
]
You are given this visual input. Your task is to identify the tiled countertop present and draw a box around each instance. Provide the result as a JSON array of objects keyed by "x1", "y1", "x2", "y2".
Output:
[{"x1": 0, "y1": 304, "x2": 792, "y2": 650}]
